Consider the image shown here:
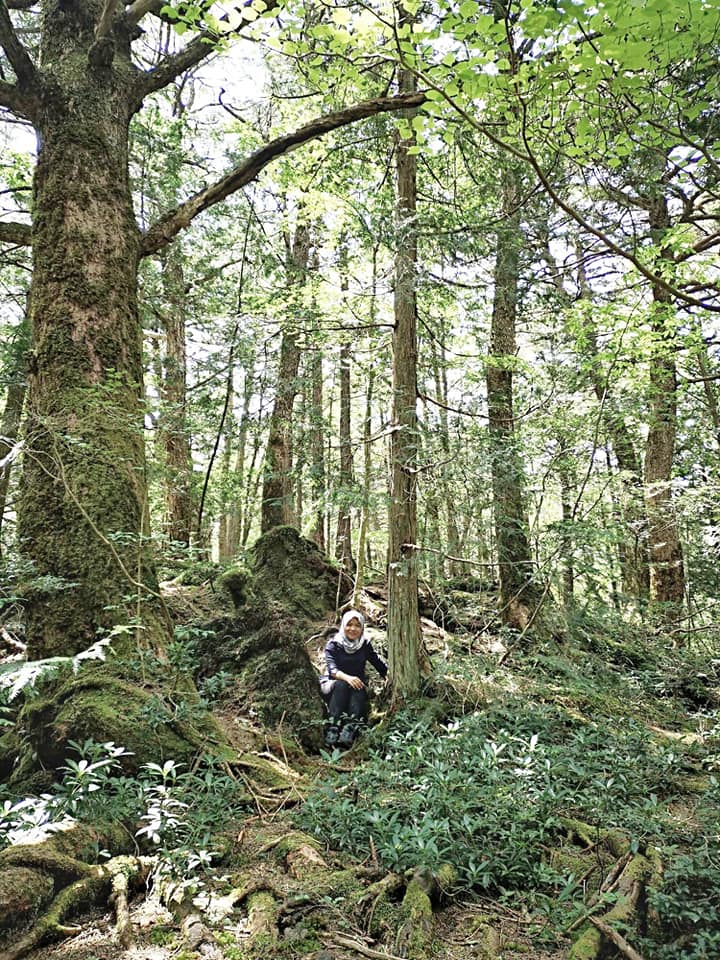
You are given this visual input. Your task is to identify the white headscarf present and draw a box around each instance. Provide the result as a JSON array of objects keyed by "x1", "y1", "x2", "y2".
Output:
[{"x1": 335, "y1": 609, "x2": 366, "y2": 655}]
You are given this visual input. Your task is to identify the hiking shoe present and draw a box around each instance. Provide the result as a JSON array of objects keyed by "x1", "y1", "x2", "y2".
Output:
[
  {"x1": 324, "y1": 726, "x2": 340, "y2": 747},
  {"x1": 338, "y1": 725, "x2": 356, "y2": 748}
]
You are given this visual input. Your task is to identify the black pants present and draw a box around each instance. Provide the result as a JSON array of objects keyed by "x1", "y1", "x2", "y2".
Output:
[{"x1": 327, "y1": 679, "x2": 368, "y2": 726}]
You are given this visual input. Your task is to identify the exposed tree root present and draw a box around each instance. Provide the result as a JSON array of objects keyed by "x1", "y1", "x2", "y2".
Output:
[
  {"x1": 0, "y1": 823, "x2": 154, "y2": 960},
  {"x1": 565, "y1": 819, "x2": 662, "y2": 960}
]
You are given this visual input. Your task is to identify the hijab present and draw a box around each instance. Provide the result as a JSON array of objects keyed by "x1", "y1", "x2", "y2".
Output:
[{"x1": 335, "y1": 609, "x2": 366, "y2": 655}]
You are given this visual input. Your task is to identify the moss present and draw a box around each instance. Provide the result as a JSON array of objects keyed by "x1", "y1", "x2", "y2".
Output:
[
  {"x1": 0, "y1": 867, "x2": 54, "y2": 933},
  {"x1": 397, "y1": 871, "x2": 435, "y2": 960},
  {"x1": 249, "y1": 526, "x2": 351, "y2": 619},
  {"x1": 219, "y1": 565, "x2": 254, "y2": 609},
  {"x1": 16, "y1": 666, "x2": 229, "y2": 775}
]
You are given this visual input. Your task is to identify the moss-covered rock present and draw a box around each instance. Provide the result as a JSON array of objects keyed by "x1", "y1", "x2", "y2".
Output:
[{"x1": 249, "y1": 526, "x2": 351, "y2": 619}]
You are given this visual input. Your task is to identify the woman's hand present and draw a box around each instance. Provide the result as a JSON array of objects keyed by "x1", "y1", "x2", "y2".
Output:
[{"x1": 338, "y1": 671, "x2": 365, "y2": 689}]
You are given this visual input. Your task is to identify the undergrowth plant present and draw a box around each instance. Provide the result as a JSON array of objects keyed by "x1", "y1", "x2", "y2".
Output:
[{"x1": 297, "y1": 692, "x2": 716, "y2": 949}]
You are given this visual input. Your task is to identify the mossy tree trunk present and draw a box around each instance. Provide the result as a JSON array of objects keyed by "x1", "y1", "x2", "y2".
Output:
[
  {"x1": 486, "y1": 160, "x2": 541, "y2": 628},
  {"x1": 260, "y1": 221, "x2": 310, "y2": 533},
  {"x1": 18, "y1": 4, "x2": 167, "y2": 659},
  {"x1": 644, "y1": 191, "x2": 685, "y2": 621},
  {"x1": 0, "y1": 311, "x2": 28, "y2": 552}
]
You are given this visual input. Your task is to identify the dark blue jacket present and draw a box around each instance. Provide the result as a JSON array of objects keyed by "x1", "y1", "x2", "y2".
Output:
[{"x1": 325, "y1": 637, "x2": 388, "y2": 683}]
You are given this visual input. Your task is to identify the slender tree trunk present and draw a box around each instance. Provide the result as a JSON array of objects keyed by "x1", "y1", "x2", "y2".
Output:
[
  {"x1": 0, "y1": 314, "x2": 29, "y2": 551},
  {"x1": 158, "y1": 246, "x2": 194, "y2": 547},
  {"x1": 486, "y1": 162, "x2": 540, "y2": 629},
  {"x1": 574, "y1": 240, "x2": 650, "y2": 603},
  {"x1": 260, "y1": 222, "x2": 310, "y2": 532},
  {"x1": 353, "y1": 368, "x2": 375, "y2": 607},
  {"x1": 19, "y1": 13, "x2": 167, "y2": 658},
  {"x1": 387, "y1": 30, "x2": 425, "y2": 700},
  {"x1": 309, "y1": 333, "x2": 326, "y2": 552},
  {"x1": 430, "y1": 338, "x2": 462, "y2": 576},
  {"x1": 645, "y1": 193, "x2": 685, "y2": 618},
  {"x1": 335, "y1": 341, "x2": 355, "y2": 573},
  {"x1": 223, "y1": 360, "x2": 255, "y2": 556}
]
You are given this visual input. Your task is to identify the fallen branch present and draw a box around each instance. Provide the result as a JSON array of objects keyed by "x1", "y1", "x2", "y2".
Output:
[
  {"x1": 590, "y1": 917, "x2": 648, "y2": 960},
  {"x1": 328, "y1": 934, "x2": 408, "y2": 960}
]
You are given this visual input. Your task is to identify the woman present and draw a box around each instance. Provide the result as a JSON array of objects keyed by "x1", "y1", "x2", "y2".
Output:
[{"x1": 323, "y1": 609, "x2": 388, "y2": 747}]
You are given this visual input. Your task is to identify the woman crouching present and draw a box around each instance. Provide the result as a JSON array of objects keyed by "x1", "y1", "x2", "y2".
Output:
[{"x1": 323, "y1": 609, "x2": 388, "y2": 748}]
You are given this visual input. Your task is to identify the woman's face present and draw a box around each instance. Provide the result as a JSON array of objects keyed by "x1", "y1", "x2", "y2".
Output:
[{"x1": 345, "y1": 618, "x2": 363, "y2": 640}]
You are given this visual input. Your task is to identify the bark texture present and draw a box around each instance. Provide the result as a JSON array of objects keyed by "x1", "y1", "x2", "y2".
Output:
[
  {"x1": 18, "y1": 3, "x2": 168, "y2": 658},
  {"x1": 387, "y1": 32, "x2": 424, "y2": 700},
  {"x1": 644, "y1": 193, "x2": 685, "y2": 618},
  {"x1": 260, "y1": 222, "x2": 310, "y2": 533},
  {"x1": 486, "y1": 163, "x2": 540, "y2": 628}
]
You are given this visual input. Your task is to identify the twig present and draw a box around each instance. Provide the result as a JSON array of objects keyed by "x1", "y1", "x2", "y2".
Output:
[{"x1": 590, "y1": 917, "x2": 648, "y2": 960}]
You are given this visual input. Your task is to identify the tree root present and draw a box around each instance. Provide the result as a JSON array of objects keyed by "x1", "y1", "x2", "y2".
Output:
[
  {"x1": 566, "y1": 820, "x2": 662, "y2": 960},
  {"x1": 0, "y1": 833, "x2": 150, "y2": 960}
]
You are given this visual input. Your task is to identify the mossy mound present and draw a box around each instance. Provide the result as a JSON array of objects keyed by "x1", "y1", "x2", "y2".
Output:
[
  {"x1": 13, "y1": 666, "x2": 227, "y2": 778},
  {"x1": 200, "y1": 607, "x2": 325, "y2": 751},
  {"x1": 200, "y1": 527, "x2": 350, "y2": 751},
  {"x1": 247, "y1": 525, "x2": 351, "y2": 619}
]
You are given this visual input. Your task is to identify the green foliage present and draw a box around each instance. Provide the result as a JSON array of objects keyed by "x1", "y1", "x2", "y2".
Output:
[
  {"x1": 297, "y1": 700, "x2": 679, "y2": 894},
  {"x1": 0, "y1": 738, "x2": 246, "y2": 893},
  {"x1": 641, "y1": 780, "x2": 720, "y2": 960}
]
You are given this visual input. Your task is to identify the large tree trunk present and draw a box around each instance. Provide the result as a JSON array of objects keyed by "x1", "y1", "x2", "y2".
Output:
[
  {"x1": 645, "y1": 193, "x2": 685, "y2": 618},
  {"x1": 387, "y1": 30, "x2": 424, "y2": 700},
  {"x1": 18, "y1": 10, "x2": 168, "y2": 659},
  {"x1": 260, "y1": 222, "x2": 310, "y2": 533},
  {"x1": 486, "y1": 162, "x2": 541, "y2": 629}
]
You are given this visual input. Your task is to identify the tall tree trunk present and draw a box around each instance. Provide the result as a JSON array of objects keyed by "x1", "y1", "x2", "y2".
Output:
[
  {"x1": 224, "y1": 359, "x2": 255, "y2": 557},
  {"x1": 335, "y1": 341, "x2": 355, "y2": 573},
  {"x1": 486, "y1": 162, "x2": 540, "y2": 629},
  {"x1": 260, "y1": 222, "x2": 309, "y2": 533},
  {"x1": 309, "y1": 329, "x2": 326, "y2": 552},
  {"x1": 19, "y1": 14, "x2": 167, "y2": 658},
  {"x1": 645, "y1": 192, "x2": 685, "y2": 618},
  {"x1": 430, "y1": 337, "x2": 462, "y2": 576},
  {"x1": 387, "y1": 28, "x2": 425, "y2": 700},
  {"x1": 574, "y1": 240, "x2": 650, "y2": 603},
  {"x1": 159, "y1": 246, "x2": 194, "y2": 547},
  {"x1": 352, "y1": 368, "x2": 375, "y2": 607}
]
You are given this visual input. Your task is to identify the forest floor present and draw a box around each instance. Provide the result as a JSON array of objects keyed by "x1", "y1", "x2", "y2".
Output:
[{"x1": 4, "y1": 583, "x2": 719, "y2": 960}]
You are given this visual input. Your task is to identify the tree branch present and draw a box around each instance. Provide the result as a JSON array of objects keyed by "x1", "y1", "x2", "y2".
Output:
[
  {"x1": 140, "y1": 90, "x2": 427, "y2": 256},
  {"x1": 0, "y1": 220, "x2": 32, "y2": 246},
  {"x1": 131, "y1": 31, "x2": 218, "y2": 106},
  {"x1": 125, "y1": 0, "x2": 161, "y2": 29},
  {"x1": 0, "y1": 78, "x2": 36, "y2": 116},
  {"x1": 131, "y1": 0, "x2": 279, "y2": 105},
  {"x1": 0, "y1": 0, "x2": 39, "y2": 91}
]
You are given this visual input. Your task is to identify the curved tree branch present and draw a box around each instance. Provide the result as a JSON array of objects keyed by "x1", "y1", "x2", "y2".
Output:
[
  {"x1": 131, "y1": 31, "x2": 218, "y2": 107},
  {"x1": 0, "y1": 220, "x2": 32, "y2": 246},
  {"x1": 141, "y1": 90, "x2": 427, "y2": 256},
  {"x1": 0, "y1": 0, "x2": 39, "y2": 91},
  {"x1": 125, "y1": 0, "x2": 162, "y2": 29}
]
